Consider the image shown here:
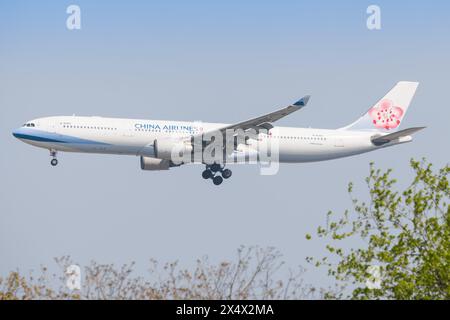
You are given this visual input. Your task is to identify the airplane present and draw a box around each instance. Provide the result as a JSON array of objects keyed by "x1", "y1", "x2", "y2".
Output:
[{"x1": 12, "y1": 81, "x2": 425, "y2": 185}]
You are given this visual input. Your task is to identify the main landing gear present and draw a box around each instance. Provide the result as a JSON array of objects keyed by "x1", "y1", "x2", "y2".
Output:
[
  {"x1": 202, "y1": 163, "x2": 232, "y2": 186},
  {"x1": 50, "y1": 150, "x2": 58, "y2": 166}
]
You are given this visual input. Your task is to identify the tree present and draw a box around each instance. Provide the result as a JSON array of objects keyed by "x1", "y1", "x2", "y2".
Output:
[
  {"x1": 307, "y1": 159, "x2": 450, "y2": 299},
  {"x1": 0, "y1": 246, "x2": 319, "y2": 300}
]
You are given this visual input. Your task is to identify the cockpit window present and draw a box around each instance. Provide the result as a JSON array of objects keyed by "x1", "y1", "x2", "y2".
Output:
[{"x1": 23, "y1": 123, "x2": 35, "y2": 127}]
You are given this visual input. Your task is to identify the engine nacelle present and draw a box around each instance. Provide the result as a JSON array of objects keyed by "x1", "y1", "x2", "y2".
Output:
[
  {"x1": 154, "y1": 139, "x2": 193, "y2": 163},
  {"x1": 140, "y1": 156, "x2": 170, "y2": 170}
]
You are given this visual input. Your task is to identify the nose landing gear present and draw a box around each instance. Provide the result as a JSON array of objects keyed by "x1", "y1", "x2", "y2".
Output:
[
  {"x1": 50, "y1": 150, "x2": 58, "y2": 166},
  {"x1": 202, "y1": 164, "x2": 232, "y2": 185}
]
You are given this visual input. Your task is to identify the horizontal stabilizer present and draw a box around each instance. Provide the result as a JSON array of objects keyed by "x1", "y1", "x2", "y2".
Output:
[{"x1": 371, "y1": 126, "x2": 426, "y2": 145}]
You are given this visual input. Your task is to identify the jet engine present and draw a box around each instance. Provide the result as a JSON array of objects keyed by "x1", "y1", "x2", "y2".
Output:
[{"x1": 140, "y1": 156, "x2": 170, "y2": 170}]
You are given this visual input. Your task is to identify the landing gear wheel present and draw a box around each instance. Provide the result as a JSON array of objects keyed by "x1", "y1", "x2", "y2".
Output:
[
  {"x1": 222, "y1": 169, "x2": 232, "y2": 179},
  {"x1": 212, "y1": 175, "x2": 223, "y2": 186},
  {"x1": 51, "y1": 159, "x2": 58, "y2": 166},
  {"x1": 202, "y1": 170, "x2": 213, "y2": 179}
]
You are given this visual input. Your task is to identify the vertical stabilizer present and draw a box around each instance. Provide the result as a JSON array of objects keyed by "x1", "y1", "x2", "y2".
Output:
[{"x1": 343, "y1": 81, "x2": 419, "y2": 132}]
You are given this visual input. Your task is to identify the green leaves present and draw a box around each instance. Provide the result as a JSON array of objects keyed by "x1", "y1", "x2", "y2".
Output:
[{"x1": 307, "y1": 159, "x2": 450, "y2": 300}]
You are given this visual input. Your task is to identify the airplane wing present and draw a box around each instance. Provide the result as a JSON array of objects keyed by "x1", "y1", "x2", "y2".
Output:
[
  {"x1": 371, "y1": 126, "x2": 426, "y2": 145},
  {"x1": 191, "y1": 95, "x2": 311, "y2": 146}
]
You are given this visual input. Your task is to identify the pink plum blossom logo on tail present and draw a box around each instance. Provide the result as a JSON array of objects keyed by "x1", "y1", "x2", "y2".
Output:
[{"x1": 369, "y1": 99, "x2": 404, "y2": 130}]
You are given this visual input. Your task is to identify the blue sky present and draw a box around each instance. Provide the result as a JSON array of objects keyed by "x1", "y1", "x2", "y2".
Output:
[{"x1": 1, "y1": 0, "x2": 449, "y2": 292}]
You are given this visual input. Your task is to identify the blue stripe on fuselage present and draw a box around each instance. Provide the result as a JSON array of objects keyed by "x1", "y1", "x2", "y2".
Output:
[
  {"x1": 12, "y1": 129, "x2": 110, "y2": 145},
  {"x1": 13, "y1": 132, "x2": 65, "y2": 143}
]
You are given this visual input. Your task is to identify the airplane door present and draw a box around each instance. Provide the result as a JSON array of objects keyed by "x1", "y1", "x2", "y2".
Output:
[
  {"x1": 122, "y1": 127, "x2": 134, "y2": 138},
  {"x1": 334, "y1": 138, "x2": 344, "y2": 147},
  {"x1": 48, "y1": 121, "x2": 57, "y2": 133}
]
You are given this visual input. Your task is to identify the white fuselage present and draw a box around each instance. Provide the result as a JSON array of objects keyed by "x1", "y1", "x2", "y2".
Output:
[{"x1": 12, "y1": 116, "x2": 411, "y2": 163}]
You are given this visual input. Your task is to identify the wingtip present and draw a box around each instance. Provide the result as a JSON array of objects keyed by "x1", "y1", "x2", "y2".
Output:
[{"x1": 293, "y1": 95, "x2": 311, "y2": 107}]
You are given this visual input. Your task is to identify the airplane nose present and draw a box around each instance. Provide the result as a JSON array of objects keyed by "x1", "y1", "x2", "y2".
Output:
[
  {"x1": 12, "y1": 128, "x2": 20, "y2": 139},
  {"x1": 12, "y1": 127, "x2": 25, "y2": 139}
]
